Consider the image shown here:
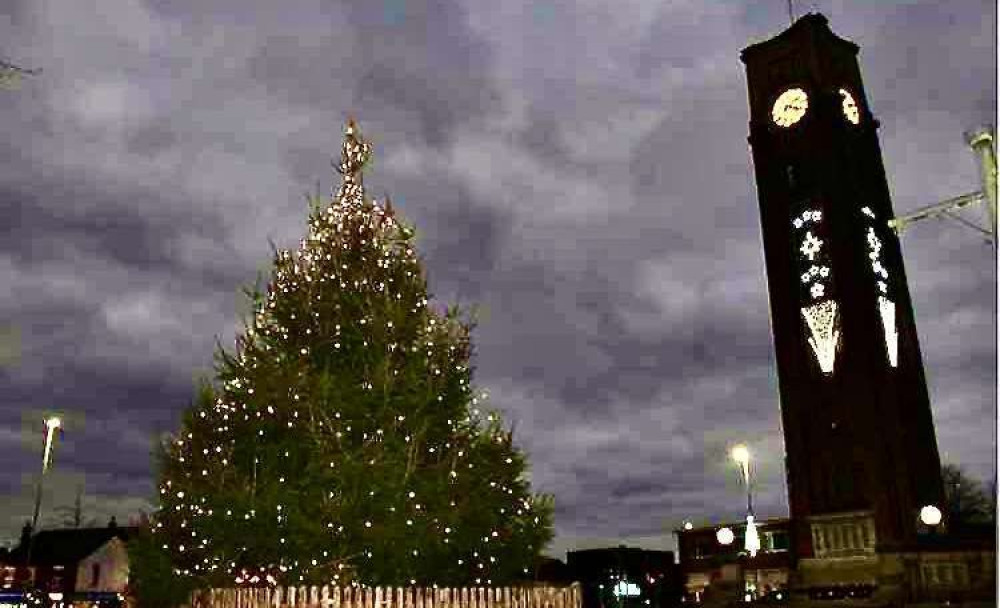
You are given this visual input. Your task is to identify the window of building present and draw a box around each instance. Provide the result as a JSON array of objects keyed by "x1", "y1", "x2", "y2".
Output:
[
  {"x1": 771, "y1": 531, "x2": 789, "y2": 551},
  {"x1": 843, "y1": 525, "x2": 854, "y2": 550},
  {"x1": 91, "y1": 563, "x2": 101, "y2": 588}
]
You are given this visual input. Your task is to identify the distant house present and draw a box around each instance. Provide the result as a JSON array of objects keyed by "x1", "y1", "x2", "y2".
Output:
[
  {"x1": 1, "y1": 518, "x2": 137, "y2": 596},
  {"x1": 675, "y1": 517, "x2": 792, "y2": 602},
  {"x1": 567, "y1": 546, "x2": 681, "y2": 608}
]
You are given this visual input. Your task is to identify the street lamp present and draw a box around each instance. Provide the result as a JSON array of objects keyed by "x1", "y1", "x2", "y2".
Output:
[
  {"x1": 920, "y1": 505, "x2": 943, "y2": 527},
  {"x1": 25, "y1": 417, "x2": 62, "y2": 582},
  {"x1": 731, "y1": 444, "x2": 760, "y2": 558},
  {"x1": 717, "y1": 527, "x2": 735, "y2": 545}
]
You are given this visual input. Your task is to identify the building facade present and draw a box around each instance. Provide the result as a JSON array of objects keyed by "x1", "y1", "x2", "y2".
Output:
[
  {"x1": 676, "y1": 518, "x2": 792, "y2": 603},
  {"x1": 741, "y1": 12, "x2": 945, "y2": 560},
  {"x1": 1, "y1": 520, "x2": 135, "y2": 602},
  {"x1": 737, "y1": 12, "x2": 995, "y2": 604},
  {"x1": 567, "y1": 547, "x2": 682, "y2": 608}
]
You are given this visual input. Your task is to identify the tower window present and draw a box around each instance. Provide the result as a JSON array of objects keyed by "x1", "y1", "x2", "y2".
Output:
[{"x1": 91, "y1": 563, "x2": 101, "y2": 587}]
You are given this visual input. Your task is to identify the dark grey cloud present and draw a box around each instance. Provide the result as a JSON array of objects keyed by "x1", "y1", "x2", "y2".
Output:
[{"x1": 0, "y1": 0, "x2": 994, "y2": 563}]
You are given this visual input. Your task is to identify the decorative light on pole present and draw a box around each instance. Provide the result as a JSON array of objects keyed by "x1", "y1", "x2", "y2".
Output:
[{"x1": 731, "y1": 444, "x2": 760, "y2": 557}]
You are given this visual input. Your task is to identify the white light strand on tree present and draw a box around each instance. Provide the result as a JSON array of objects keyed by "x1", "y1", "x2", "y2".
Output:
[{"x1": 147, "y1": 119, "x2": 549, "y2": 589}]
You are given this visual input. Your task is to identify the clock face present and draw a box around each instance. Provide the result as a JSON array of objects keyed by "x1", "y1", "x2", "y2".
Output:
[
  {"x1": 839, "y1": 88, "x2": 860, "y2": 124},
  {"x1": 771, "y1": 88, "x2": 809, "y2": 127}
]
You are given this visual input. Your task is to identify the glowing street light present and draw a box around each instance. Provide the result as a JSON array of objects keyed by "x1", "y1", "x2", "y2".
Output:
[
  {"x1": 42, "y1": 417, "x2": 61, "y2": 473},
  {"x1": 920, "y1": 505, "x2": 943, "y2": 526},
  {"x1": 26, "y1": 416, "x2": 63, "y2": 579},
  {"x1": 731, "y1": 444, "x2": 750, "y2": 471},
  {"x1": 717, "y1": 527, "x2": 735, "y2": 545},
  {"x1": 731, "y1": 443, "x2": 759, "y2": 557}
]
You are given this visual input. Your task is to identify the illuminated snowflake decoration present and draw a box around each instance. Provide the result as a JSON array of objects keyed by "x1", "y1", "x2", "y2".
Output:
[
  {"x1": 863, "y1": 211, "x2": 897, "y2": 367},
  {"x1": 791, "y1": 206, "x2": 839, "y2": 373},
  {"x1": 800, "y1": 232, "x2": 822, "y2": 261},
  {"x1": 800, "y1": 265, "x2": 830, "y2": 284},
  {"x1": 802, "y1": 301, "x2": 840, "y2": 374},
  {"x1": 794, "y1": 210, "x2": 823, "y2": 227}
]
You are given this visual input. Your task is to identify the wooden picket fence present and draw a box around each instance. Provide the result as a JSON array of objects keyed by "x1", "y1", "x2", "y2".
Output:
[{"x1": 185, "y1": 583, "x2": 582, "y2": 608}]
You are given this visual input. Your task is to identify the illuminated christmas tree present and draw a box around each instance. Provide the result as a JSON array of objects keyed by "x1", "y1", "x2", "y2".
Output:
[{"x1": 146, "y1": 120, "x2": 554, "y2": 590}]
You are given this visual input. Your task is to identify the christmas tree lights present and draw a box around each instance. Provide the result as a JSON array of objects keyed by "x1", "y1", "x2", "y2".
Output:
[{"x1": 139, "y1": 120, "x2": 554, "y2": 593}]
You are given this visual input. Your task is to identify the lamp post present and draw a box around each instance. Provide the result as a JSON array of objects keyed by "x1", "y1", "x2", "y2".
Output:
[
  {"x1": 25, "y1": 417, "x2": 61, "y2": 582},
  {"x1": 731, "y1": 444, "x2": 760, "y2": 558},
  {"x1": 919, "y1": 504, "x2": 943, "y2": 538}
]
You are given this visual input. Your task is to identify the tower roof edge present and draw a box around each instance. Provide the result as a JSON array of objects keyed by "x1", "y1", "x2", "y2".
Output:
[{"x1": 740, "y1": 12, "x2": 858, "y2": 65}]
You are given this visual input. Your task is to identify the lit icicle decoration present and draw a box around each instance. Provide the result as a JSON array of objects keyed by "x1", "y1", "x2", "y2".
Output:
[
  {"x1": 801, "y1": 300, "x2": 839, "y2": 374},
  {"x1": 745, "y1": 514, "x2": 760, "y2": 558},
  {"x1": 863, "y1": 209, "x2": 898, "y2": 368},
  {"x1": 878, "y1": 296, "x2": 898, "y2": 367}
]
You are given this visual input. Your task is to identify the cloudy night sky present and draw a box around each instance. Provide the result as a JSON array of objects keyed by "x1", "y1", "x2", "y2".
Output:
[{"x1": 0, "y1": 0, "x2": 996, "y2": 560}]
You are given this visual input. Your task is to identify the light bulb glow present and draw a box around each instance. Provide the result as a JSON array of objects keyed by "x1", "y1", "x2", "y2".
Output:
[
  {"x1": 717, "y1": 527, "x2": 735, "y2": 545},
  {"x1": 920, "y1": 505, "x2": 942, "y2": 526},
  {"x1": 42, "y1": 417, "x2": 61, "y2": 473},
  {"x1": 731, "y1": 445, "x2": 750, "y2": 467}
]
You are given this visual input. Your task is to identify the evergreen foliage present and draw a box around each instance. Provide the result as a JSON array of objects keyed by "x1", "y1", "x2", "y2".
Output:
[
  {"x1": 143, "y1": 121, "x2": 554, "y2": 595},
  {"x1": 941, "y1": 463, "x2": 996, "y2": 528}
]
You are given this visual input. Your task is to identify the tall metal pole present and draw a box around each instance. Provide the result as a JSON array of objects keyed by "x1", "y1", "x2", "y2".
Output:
[
  {"x1": 0, "y1": 59, "x2": 40, "y2": 89},
  {"x1": 731, "y1": 445, "x2": 759, "y2": 557},
  {"x1": 741, "y1": 460, "x2": 753, "y2": 516},
  {"x1": 965, "y1": 126, "x2": 997, "y2": 245},
  {"x1": 891, "y1": 125, "x2": 997, "y2": 246},
  {"x1": 24, "y1": 417, "x2": 60, "y2": 584}
]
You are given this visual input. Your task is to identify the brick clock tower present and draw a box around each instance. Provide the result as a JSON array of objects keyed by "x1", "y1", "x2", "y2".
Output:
[{"x1": 740, "y1": 13, "x2": 946, "y2": 582}]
